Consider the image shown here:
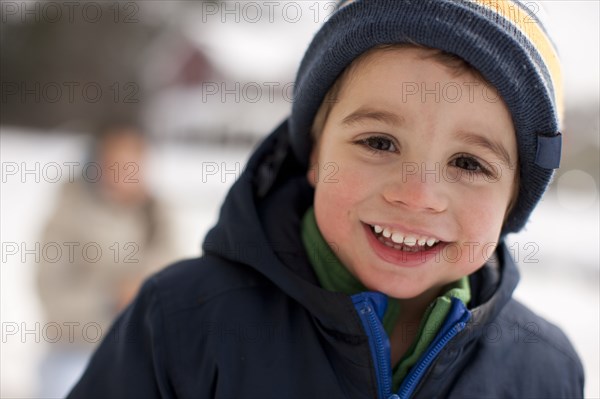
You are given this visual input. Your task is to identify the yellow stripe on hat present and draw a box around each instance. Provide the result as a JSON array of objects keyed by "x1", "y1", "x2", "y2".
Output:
[{"x1": 474, "y1": 0, "x2": 564, "y2": 124}]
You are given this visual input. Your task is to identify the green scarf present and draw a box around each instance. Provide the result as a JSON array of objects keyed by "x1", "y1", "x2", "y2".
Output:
[{"x1": 301, "y1": 207, "x2": 471, "y2": 389}]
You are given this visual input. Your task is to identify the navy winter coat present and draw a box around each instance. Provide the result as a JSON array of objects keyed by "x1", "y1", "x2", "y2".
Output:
[{"x1": 68, "y1": 121, "x2": 584, "y2": 398}]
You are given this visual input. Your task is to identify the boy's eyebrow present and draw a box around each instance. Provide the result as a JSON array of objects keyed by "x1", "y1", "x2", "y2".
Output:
[
  {"x1": 455, "y1": 131, "x2": 513, "y2": 166},
  {"x1": 341, "y1": 108, "x2": 405, "y2": 127}
]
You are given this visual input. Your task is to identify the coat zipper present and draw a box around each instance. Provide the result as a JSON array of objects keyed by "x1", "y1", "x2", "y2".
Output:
[
  {"x1": 353, "y1": 294, "x2": 471, "y2": 399},
  {"x1": 396, "y1": 321, "x2": 468, "y2": 398},
  {"x1": 396, "y1": 297, "x2": 471, "y2": 399},
  {"x1": 352, "y1": 293, "x2": 393, "y2": 399}
]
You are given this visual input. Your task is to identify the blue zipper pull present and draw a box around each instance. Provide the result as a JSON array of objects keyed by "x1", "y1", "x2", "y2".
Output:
[{"x1": 352, "y1": 292, "x2": 393, "y2": 399}]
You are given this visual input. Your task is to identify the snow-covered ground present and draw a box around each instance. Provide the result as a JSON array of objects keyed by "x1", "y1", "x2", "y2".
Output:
[{"x1": 1, "y1": 128, "x2": 598, "y2": 397}]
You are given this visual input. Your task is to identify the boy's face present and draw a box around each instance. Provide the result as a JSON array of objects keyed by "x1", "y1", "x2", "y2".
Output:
[{"x1": 308, "y1": 47, "x2": 518, "y2": 300}]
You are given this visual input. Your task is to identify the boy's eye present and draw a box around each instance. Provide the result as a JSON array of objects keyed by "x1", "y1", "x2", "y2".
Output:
[
  {"x1": 453, "y1": 156, "x2": 482, "y2": 171},
  {"x1": 357, "y1": 136, "x2": 397, "y2": 153},
  {"x1": 451, "y1": 154, "x2": 494, "y2": 177}
]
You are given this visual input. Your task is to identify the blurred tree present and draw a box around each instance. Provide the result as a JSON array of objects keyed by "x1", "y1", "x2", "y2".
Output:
[
  {"x1": 0, "y1": 1, "x2": 223, "y2": 131},
  {"x1": 0, "y1": 3, "x2": 159, "y2": 129}
]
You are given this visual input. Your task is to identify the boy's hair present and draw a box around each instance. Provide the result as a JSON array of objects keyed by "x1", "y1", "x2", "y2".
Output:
[
  {"x1": 309, "y1": 43, "x2": 520, "y2": 217},
  {"x1": 289, "y1": 0, "x2": 562, "y2": 234}
]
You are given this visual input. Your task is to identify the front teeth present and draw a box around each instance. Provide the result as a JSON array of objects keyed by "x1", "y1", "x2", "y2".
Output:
[
  {"x1": 371, "y1": 224, "x2": 440, "y2": 248},
  {"x1": 403, "y1": 236, "x2": 417, "y2": 246},
  {"x1": 391, "y1": 232, "x2": 404, "y2": 244}
]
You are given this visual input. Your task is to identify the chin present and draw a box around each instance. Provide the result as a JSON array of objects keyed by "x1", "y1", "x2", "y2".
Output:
[{"x1": 357, "y1": 272, "x2": 426, "y2": 299}]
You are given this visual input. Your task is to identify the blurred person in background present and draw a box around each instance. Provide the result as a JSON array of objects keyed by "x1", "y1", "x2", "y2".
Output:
[{"x1": 36, "y1": 122, "x2": 179, "y2": 398}]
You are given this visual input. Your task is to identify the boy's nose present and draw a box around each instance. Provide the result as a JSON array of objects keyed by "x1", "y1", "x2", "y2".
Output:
[{"x1": 381, "y1": 162, "x2": 448, "y2": 213}]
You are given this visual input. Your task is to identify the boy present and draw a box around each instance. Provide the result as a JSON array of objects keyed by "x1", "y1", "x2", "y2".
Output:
[{"x1": 69, "y1": 1, "x2": 584, "y2": 398}]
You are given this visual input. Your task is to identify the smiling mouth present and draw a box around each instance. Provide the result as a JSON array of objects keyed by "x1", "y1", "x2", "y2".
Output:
[{"x1": 366, "y1": 223, "x2": 443, "y2": 253}]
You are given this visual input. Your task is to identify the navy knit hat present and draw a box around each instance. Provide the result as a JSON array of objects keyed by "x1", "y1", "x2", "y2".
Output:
[{"x1": 288, "y1": 0, "x2": 563, "y2": 234}]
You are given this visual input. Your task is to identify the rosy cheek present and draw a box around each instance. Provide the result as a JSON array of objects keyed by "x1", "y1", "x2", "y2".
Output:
[
  {"x1": 342, "y1": 164, "x2": 383, "y2": 192},
  {"x1": 455, "y1": 194, "x2": 502, "y2": 240},
  {"x1": 325, "y1": 168, "x2": 362, "y2": 198}
]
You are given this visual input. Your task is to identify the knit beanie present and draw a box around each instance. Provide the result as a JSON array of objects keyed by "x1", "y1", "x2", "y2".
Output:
[{"x1": 288, "y1": 0, "x2": 563, "y2": 234}]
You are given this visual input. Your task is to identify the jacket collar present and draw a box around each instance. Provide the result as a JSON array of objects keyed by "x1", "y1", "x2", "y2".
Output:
[
  {"x1": 468, "y1": 241, "x2": 520, "y2": 326},
  {"x1": 203, "y1": 121, "x2": 365, "y2": 337}
]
